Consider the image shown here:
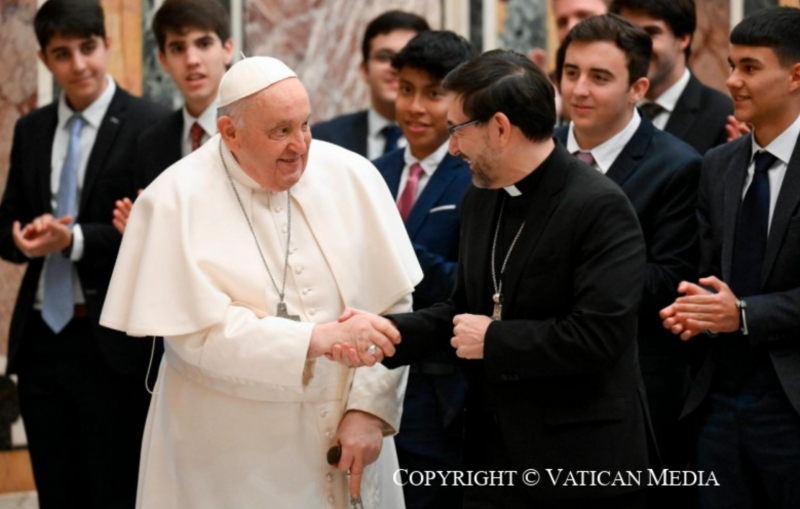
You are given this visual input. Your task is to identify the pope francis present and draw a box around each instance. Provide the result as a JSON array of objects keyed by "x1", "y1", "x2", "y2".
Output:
[{"x1": 100, "y1": 57, "x2": 422, "y2": 508}]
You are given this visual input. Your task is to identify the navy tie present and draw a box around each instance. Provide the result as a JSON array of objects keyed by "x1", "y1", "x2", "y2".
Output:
[
  {"x1": 42, "y1": 114, "x2": 86, "y2": 333},
  {"x1": 381, "y1": 124, "x2": 402, "y2": 155},
  {"x1": 729, "y1": 150, "x2": 778, "y2": 298}
]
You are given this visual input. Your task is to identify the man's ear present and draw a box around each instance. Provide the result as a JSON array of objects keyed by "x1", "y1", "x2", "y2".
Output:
[
  {"x1": 217, "y1": 116, "x2": 239, "y2": 151},
  {"x1": 788, "y1": 61, "x2": 800, "y2": 93},
  {"x1": 630, "y1": 76, "x2": 650, "y2": 104},
  {"x1": 678, "y1": 33, "x2": 692, "y2": 57},
  {"x1": 222, "y1": 38, "x2": 234, "y2": 66},
  {"x1": 157, "y1": 50, "x2": 168, "y2": 72},
  {"x1": 490, "y1": 112, "x2": 513, "y2": 148}
]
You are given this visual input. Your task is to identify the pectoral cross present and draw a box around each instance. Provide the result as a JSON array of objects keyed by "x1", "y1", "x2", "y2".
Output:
[
  {"x1": 276, "y1": 302, "x2": 300, "y2": 321},
  {"x1": 492, "y1": 293, "x2": 503, "y2": 321}
]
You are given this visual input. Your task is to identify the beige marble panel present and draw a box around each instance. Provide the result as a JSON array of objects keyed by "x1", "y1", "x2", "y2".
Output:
[
  {"x1": 690, "y1": 0, "x2": 731, "y2": 95},
  {"x1": 245, "y1": 0, "x2": 441, "y2": 123},
  {"x1": 0, "y1": 0, "x2": 38, "y2": 357},
  {"x1": 102, "y1": 0, "x2": 143, "y2": 96}
]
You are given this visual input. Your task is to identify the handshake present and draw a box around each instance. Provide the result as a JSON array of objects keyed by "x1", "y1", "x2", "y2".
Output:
[{"x1": 308, "y1": 309, "x2": 493, "y2": 367}]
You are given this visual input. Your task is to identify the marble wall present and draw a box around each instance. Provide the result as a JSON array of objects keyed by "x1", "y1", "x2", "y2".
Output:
[
  {"x1": 244, "y1": 0, "x2": 441, "y2": 124},
  {"x1": 0, "y1": 0, "x2": 38, "y2": 358}
]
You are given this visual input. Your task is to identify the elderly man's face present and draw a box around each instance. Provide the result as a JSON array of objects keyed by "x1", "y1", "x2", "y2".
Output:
[{"x1": 223, "y1": 78, "x2": 312, "y2": 191}]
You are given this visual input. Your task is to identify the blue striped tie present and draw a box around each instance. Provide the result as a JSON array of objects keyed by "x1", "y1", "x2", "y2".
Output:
[{"x1": 42, "y1": 114, "x2": 86, "y2": 333}]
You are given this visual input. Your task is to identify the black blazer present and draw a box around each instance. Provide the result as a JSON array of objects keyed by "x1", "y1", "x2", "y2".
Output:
[
  {"x1": 311, "y1": 110, "x2": 368, "y2": 157},
  {"x1": 372, "y1": 150, "x2": 472, "y2": 309},
  {"x1": 664, "y1": 73, "x2": 733, "y2": 155},
  {"x1": 556, "y1": 116, "x2": 702, "y2": 358},
  {"x1": 385, "y1": 144, "x2": 649, "y2": 503},
  {"x1": 0, "y1": 87, "x2": 168, "y2": 375},
  {"x1": 683, "y1": 132, "x2": 800, "y2": 418},
  {"x1": 135, "y1": 108, "x2": 183, "y2": 189}
]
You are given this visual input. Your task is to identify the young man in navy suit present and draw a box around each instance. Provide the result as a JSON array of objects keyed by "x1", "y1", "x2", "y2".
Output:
[
  {"x1": 312, "y1": 10, "x2": 429, "y2": 159},
  {"x1": 371, "y1": 30, "x2": 474, "y2": 509},
  {"x1": 0, "y1": 0, "x2": 167, "y2": 507},
  {"x1": 554, "y1": 15, "x2": 701, "y2": 507},
  {"x1": 112, "y1": 0, "x2": 233, "y2": 233},
  {"x1": 661, "y1": 7, "x2": 800, "y2": 508},
  {"x1": 611, "y1": 0, "x2": 733, "y2": 154}
]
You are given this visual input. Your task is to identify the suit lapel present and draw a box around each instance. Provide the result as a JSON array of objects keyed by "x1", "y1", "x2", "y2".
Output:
[
  {"x1": 721, "y1": 138, "x2": 752, "y2": 281},
  {"x1": 355, "y1": 111, "x2": 369, "y2": 157},
  {"x1": 606, "y1": 116, "x2": 653, "y2": 187},
  {"x1": 163, "y1": 110, "x2": 184, "y2": 167},
  {"x1": 405, "y1": 154, "x2": 460, "y2": 239},
  {"x1": 378, "y1": 152, "x2": 404, "y2": 198},
  {"x1": 762, "y1": 131, "x2": 800, "y2": 285},
  {"x1": 501, "y1": 145, "x2": 569, "y2": 307},
  {"x1": 466, "y1": 188, "x2": 500, "y2": 313},
  {"x1": 664, "y1": 74, "x2": 701, "y2": 140},
  {"x1": 80, "y1": 88, "x2": 127, "y2": 212},
  {"x1": 39, "y1": 105, "x2": 59, "y2": 213}
]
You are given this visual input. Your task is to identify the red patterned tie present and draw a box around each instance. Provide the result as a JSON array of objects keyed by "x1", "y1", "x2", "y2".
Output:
[
  {"x1": 398, "y1": 163, "x2": 424, "y2": 221},
  {"x1": 190, "y1": 122, "x2": 205, "y2": 152}
]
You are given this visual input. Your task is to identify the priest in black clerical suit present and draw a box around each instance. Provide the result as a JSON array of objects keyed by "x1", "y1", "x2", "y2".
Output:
[{"x1": 363, "y1": 51, "x2": 651, "y2": 509}]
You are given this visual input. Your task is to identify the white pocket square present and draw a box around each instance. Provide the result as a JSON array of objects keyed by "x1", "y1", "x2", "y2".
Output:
[{"x1": 429, "y1": 204, "x2": 457, "y2": 213}]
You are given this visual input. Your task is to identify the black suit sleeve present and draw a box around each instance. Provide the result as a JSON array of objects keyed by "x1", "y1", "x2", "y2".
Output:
[
  {"x1": 483, "y1": 189, "x2": 645, "y2": 380},
  {"x1": 0, "y1": 119, "x2": 38, "y2": 264},
  {"x1": 641, "y1": 155, "x2": 701, "y2": 318}
]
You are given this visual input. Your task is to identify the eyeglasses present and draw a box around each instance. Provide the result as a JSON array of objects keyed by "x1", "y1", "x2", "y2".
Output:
[{"x1": 447, "y1": 119, "x2": 479, "y2": 137}]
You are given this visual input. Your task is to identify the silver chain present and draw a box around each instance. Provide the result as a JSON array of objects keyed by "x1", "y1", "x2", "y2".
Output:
[
  {"x1": 491, "y1": 195, "x2": 526, "y2": 297},
  {"x1": 219, "y1": 139, "x2": 291, "y2": 303}
]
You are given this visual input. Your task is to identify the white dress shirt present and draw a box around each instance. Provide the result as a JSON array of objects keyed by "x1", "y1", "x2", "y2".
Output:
[
  {"x1": 34, "y1": 76, "x2": 116, "y2": 307},
  {"x1": 566, "y1": 109, "x2": 642, "y2": 175},
  {"x1": 745, "y1": 111, "x2": 800, "y2": 233},
  {"x1": 396, "y1": 142, "x2": 450, "y2": 201},
  {"x1": 639, "y1": 68, "x2": 691, "y2": 130},
  {"x1": 367, "y1": 108, "x2": 406, "y2": 161},
  {"x1": 181, "y1": 100, "x2": 219, "y2": 157}
]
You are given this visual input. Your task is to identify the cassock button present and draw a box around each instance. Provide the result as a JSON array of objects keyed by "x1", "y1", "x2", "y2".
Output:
[
  {"x1": 328, "y1": 496, "x2": 334, "y2": 504},
  {"x1": 325, "y1": 431, "x2": 332, "y2": 439},
  {"x1": 320, "y1": 409, "x2": 328, "y2": 418},
  {"x1": 275, "y1": 206, "x2": 282, "y2": 213},
  {"x1": 281, "y1": 226, "x2": 287, "y2": 234},
  {"x1": 327, "y1": 473, "x2": 333, "y2": 482},
  {"x1": 310, "y1": 308, "x2": 317, "y2": 316},
  {"x1": 303, "y1": 288, "x2": 311, "y2": 295},
  {"x1": 295, "y1": 266, "x2": 304, "y2": 274}
]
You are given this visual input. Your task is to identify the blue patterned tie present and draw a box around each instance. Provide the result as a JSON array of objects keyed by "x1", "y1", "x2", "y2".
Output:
[
  {"x1": 730, "y1": 150, "x2": 777, "y2": 298},
  {"x1": 381, "y1": 124, "x2": 402, "y2": 155},
  {"x1": 42, "y1": 114, "x2": 86, "y2": 333}
]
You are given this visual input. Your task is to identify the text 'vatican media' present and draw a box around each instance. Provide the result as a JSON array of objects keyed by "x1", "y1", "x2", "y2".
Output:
[{"x1": 393, "y1": 469, "x2": 720, "y2": 488}]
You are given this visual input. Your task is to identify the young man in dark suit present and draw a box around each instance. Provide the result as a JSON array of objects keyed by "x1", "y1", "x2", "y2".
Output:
[
  {"x1": 371, "y1": 30, "x2": 474, "y2": 509},
  {"x1": 554, "y1": 14, "x2": 701, "y2": 507},
  {"x1": 661, "y1": 7, "x2": 800, "y2": 508},
  {"x1": 611, "y1": 0, "x2": 732, "y2": 154},
  {"x1": 312, "y1": 10, "x2": 429, "y2": 159},
  {"x1": 0, "y1": 1, "x2": 167, "y2": 507},
  {"x1": 340, "y1": 49, "x2": 650, "y2": 508},
  {"x1": 112, "y1": 0, "x2": 233, "y2": 233}
]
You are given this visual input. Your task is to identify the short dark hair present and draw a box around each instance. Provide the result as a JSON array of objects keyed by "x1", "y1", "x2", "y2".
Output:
[
  {"x1": 35, "y1": 0, "x2": 106, "y2": 50},
  {"x1": 442, "y1": 49, "x2": 555, "y2": 142},
  {"x1": 153, "y1": 0, "x2": 231, "y2": 53},
  {"x1": 556, "y1": 14, "x2": 652, "y2": 86},
  {"x1": 361, "y1": 10, "x2": 430, "y2": 63},
  {"x1": 391, "y1": 30, "x2": 476, "y2": 81},
  {"x1": 730, "y1": 6, "x2": 800, "y2": 67},
  {"x1": 609, "y1": 0, "x2": 695, "y2": 59}
]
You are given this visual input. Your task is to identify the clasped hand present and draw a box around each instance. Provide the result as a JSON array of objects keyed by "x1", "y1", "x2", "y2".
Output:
[
  {"x1": 322, "y1": 309, "x2": 493, "y2": 367},
  {"x1": 12, "y1": 214, "x2": 73, "y2": 258},
  {"x1": 659, "y1": 276, "x2": 741, "y2": 341}
]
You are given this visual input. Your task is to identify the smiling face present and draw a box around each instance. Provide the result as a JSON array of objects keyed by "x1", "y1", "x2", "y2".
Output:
[
  {"x1": 447, "y1": 96, "x2": 502, "y2": 188},
  {"x1": 39, "y1": 33, "x2": 110, "y2": 111},
  {"x1": 219, "y1": 78, "x2": 312, "y2": 191},
  {"x1": 360, "y1": 28, "x2": 419, "y2": 119},
  {"x1": 395, "y1": 66, "x2": 452, "y2": 160},
  {"x1": 560, "y1": 40, "x2": 648, "y2": 149},
  {"x1": 159, "y1": 28, "x2": 233, "y2": 116},
  {"x1": 727, "y1": 44, "x2": 800, "y2": 146}
]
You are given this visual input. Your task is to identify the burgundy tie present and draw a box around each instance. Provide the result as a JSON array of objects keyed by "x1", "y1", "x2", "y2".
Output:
[
  {"x1": 190, "y1": 122, "x2": 205, "y2": 152},
  {"x1": 398, "y1": 163, "x2": 424, "y2": 221},
  {"x1": 574, "y1": 150, "x2": 596, "y2": 167}
]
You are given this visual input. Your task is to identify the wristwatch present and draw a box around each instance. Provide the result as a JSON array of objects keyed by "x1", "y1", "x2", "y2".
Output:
[{"x1": 737, "y1": 299, "x2": 749, "y2": 335}]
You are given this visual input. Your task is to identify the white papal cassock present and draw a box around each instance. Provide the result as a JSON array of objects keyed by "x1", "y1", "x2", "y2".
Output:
[{"x1": 101, "y1": 135, "x2": 423, "y2": 509}]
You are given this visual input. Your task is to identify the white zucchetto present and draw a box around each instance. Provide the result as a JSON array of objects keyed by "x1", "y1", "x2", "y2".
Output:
[{"x1": 217, "y1": 56, "x2": 297, "y2": 107}]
